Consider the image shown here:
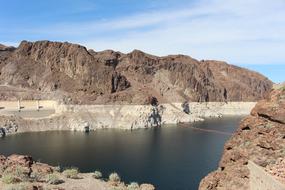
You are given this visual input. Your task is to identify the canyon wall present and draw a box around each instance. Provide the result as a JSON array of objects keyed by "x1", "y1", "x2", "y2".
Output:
[{"x1": 199, "y1": 85, "x2": 285, "y2": 190}]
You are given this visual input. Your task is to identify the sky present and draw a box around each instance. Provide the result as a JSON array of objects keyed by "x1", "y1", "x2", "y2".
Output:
[{"x1": 0, "y1": 0, "x2": 284, "y2": 83}]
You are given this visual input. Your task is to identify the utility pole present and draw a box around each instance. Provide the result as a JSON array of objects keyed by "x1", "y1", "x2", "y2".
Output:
[
  {"x1": 37, "y1": 100, "x2": 40, "y2": 111},
  {"x1": 18, "y1": 100, "x2": 21, "y2": 112}
]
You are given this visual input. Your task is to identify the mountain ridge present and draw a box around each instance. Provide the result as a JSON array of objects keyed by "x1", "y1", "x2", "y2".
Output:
[{"x1": 0, "y1": 40, "x2": 273, "y2": 104}]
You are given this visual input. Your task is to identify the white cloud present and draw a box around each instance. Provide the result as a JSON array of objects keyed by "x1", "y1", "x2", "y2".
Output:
[
  {"x1": 85, "y1": 0, "x2": 285, "y2": 65},
  {"x1": 5, "y1": 0, "x2": 285, "y2": 65}
]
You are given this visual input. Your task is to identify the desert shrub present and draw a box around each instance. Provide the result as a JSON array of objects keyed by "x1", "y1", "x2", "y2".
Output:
[
  {"x1": 92, "y1": 170, "x2": 102, "y2": 179},
  {"x1": 127, "y1": 182, "x2": 140, "y2": 190},
  {"x1": 46, "y1": 173, "x2": 63, "y2": 185},
  {"x1": 109, "y1": 172, "x2": 121, "y2": 182},
  {"x1": 1, "y1": 174, "x2": 18, "y2": 184},
  {"x1": 62, "y1": 168, "x2": 79, "y2": 179},
  {"x1": 4, "y1": 183, "x2": 30, "y2": 190},
  {"x1": 8, "y1": 166, "x2": 28, "y2": 182},
  {"x1": 30, "y1": 171, "x2": 45, "y2": 182},
  {"x1": 0, "y1": 165, "x2": 6, "y2": 173},
  {"x1": 54, "y1": 165, "x2": 61, "y2": 172}
]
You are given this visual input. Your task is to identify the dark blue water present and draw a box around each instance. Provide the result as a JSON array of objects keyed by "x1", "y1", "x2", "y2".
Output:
[{"x1": 0, "y1": 116, "x2": 243, "y2": 190}]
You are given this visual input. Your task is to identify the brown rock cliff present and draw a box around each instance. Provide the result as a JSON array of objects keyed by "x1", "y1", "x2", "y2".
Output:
[
  {"x1": 0, "y1": 40, "x2": 273, "y2": 104},
  {"x1": 199, "y1": 84, "x2": 285, "y2": 190}
]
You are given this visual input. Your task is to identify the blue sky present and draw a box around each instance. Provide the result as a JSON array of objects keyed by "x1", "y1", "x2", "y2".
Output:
[{"x1": 0, "y1": 0, "x2": 284, "y2": 83}]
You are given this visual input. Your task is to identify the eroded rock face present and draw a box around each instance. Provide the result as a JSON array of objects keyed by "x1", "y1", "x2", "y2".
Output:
[
  {"x1": 7, "y1": 155, "x2": 33, "y2": 167},
  {"x1": 0, "y1": 116, "x2": 18, "y2": 137},
  {"x1": 0, "y1": 40, "x2": 273, "y2": 104},
  {"x1": 31, "y1": 162, "x2": 54, "y2": 175},
  {"x1": 0, "y1": 154, "x2": 54, "y2": 183},
  {"x1": 251, "y1": 88, "x2": 285, "y2": 124},
  {"x1": 111, "y1": 72, "x2": 131, "y2": 93},
  {"x1": 265, "y1": 158, "x2": 285, "y2": 184},
  {"x1": 199, "y1": 85, "x2": 285, "y2": 190}
]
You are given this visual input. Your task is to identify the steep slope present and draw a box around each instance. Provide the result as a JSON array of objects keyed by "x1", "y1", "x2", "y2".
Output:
[
  {"x1": 0, "y1": 40, "x2": 273, "y2": 104},
  {"x1": 199, "y1": 84, "x2": 285, "y2": 190}
]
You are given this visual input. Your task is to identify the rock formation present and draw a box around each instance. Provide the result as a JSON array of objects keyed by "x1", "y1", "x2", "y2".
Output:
[
  {"x1": 0, "y1": 154, "x2": 155, "y2": 190},
  {"x1": 0, "y1": 116, "x2": 18, "y2": 137},
  {"x1": 0, "y1": 40, "x2": 273, "y2": 104},
  {"x1": 199, "y1": 84, "x2": 285, "y2": 190}
]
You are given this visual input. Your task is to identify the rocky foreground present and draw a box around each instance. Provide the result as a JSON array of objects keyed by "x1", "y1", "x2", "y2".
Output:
[
  {"x1": 0, "y1": 40, "x2": 272, "y2": 104},
  {"x1": 0, "y1": 154, "x2": 155, "y2": 190},
  {"x1": 199, "y1": 85, "x2": 285, "y2": 189}
]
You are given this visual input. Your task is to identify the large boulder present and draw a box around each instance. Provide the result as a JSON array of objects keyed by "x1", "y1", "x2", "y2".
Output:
[
  {"x1": 6, "y1": 154, "x2": 33, "y2": 168},
  {"x1": 31, "y1": 162, "x2": 54, "y2": 175}
]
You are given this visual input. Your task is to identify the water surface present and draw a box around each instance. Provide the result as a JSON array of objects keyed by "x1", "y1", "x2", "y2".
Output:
[{"x1": 0, "y1": 116, "x2": 243, "y2": 190}]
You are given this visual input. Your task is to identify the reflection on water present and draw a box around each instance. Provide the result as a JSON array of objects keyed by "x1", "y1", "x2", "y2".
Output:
[{"x1": 0, "y1": 116, "x2": 243, "y2": 190}]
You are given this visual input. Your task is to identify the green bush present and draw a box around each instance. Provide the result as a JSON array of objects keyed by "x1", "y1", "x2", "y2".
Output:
[
  {"x1": 1, "y1": 174, "x2": 18, "y2": 184},
  {"x1": 46, "y1": 173, "x2": 63, "y2": 185},
  {"x1": 92, "y1": 170, "x2": 102, "y2": 179},
  {"x1": 62, "y1": 168, "x2": 79, "y2": 179},
  {"x1": 109, "y1": 172, "x2": 121, "y2": 182},
  {"x1": 127, "y1": 182, "x2": 140, "y2": 190}
]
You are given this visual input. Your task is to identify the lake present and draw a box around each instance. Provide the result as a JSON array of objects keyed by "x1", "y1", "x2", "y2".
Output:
[{"x1": 0, "y1": 116, "x2": 243, "y2": 190}]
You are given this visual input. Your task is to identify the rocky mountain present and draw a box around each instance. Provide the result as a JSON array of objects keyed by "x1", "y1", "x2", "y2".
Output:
[
  {"x1": 0, "y1": 40, "x2": 273, "y2": 104},
  {"x1": 199, "y1": 84, "x2": 285, "y2": 190}
]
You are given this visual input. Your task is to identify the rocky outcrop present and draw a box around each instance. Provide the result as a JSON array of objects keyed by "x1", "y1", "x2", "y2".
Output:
[
  {"x1": 0, "y1": 116, "x2": 18, "y2": 137},
  {"x1": 0, "y1": 40, "x2": 272, "y2": 104},
  {"x1": 0, "y1": 154, "x2": 54, "y2": 181},
  {"x1": 111, "y1": 72, "x2": 130, "y2": 93},
  {"x1": 199, "y1": 84, "x2": 285, "y2": 190},
  {"x1": 0, "y1": 154, "x2": 155, "y2": 190},
  {"x1": 265, "y1": 158, "x2": 285, "y2": 184},
  {"x1": 0, "y1": 44, "x2": 15, "y2": 51}
]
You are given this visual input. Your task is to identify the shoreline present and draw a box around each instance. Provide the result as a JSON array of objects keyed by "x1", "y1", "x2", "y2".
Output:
[
  {"x1": 0, "y1": 154, "x2": 155, "y2": 190},
  {"x1": 0, "y1": 101, "x2": 256, "y2": 136}
]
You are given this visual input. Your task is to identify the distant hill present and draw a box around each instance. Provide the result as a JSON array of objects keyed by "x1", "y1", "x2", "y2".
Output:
[{"x1": 0, "y1": 40, "x2": 273, "y2": 104}]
